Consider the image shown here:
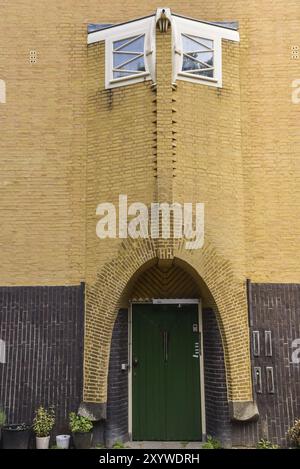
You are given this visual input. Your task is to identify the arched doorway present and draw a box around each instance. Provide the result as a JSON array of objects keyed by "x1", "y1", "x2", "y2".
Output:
[{"x1": 105, "y1": 259, "x2": 231, "y2": 445}]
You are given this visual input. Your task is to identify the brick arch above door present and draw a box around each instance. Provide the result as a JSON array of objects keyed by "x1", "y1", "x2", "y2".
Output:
[{"x1": 82, "y1": 239, "x2": 255, "y2": 419}]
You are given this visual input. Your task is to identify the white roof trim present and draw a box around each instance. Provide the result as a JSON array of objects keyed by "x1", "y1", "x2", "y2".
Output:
[
  {"x1": 87, "y1": 9, "x2": 240, "y2": 45},
  {"x1": 173, "y1": 15, "x2": 239, "y2": 43},
  {"x1": 88, "y1": 16, "x2": 154, "y2": 45}
]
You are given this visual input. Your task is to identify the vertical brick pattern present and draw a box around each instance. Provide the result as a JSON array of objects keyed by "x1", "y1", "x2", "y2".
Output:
[
  {"x1": 155, "y1": 27, "x2": 176, "y2": 259},
  {"x1": 105, "y1": 309, "x2": 129, "y2": 446},
  {"x1": 232, "y1": 283, "x2": 300, "y2": 447},
  {"x1": 203, "y1": 308, "x2": 231, "y2": 447},
  {"x1": 0, "y1": 285, "x2": 84, "y2": 432},
  {"x1": 173, "y1": 36, "x2": 252, "y2": 402}
]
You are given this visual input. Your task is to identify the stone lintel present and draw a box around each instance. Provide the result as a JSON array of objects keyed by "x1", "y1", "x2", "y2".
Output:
[{"x1": 78, "y1": 402, "x2": 107, "y2": 421}]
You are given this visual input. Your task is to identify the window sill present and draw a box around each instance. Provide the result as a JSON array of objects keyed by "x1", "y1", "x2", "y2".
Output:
[
  {"x1": 177, "y1": 71, "x2": 218, "y2": 83},
  {"x1": 109, "y1": 71, "x2": 150, "y2": 85}
]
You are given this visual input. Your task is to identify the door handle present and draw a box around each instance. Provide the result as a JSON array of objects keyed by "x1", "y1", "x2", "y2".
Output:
[
  {"x1": 163, "y1": 331, "x2": 169, "y2": 362},
  {"x1": 133, "y1": 357, "x2": 139, "y2": 368}
]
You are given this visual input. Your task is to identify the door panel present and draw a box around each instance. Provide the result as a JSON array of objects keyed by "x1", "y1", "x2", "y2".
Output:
[
  {"x1": 132, "y1": 307, "x2": 166, "y2": 440},
  {"x1": 132, "y1": 303, "x2": 202, "y2": 441}
]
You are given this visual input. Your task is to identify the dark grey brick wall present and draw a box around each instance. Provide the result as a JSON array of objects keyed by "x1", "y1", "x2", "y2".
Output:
[
  {"x1": 232, "y1": 283, "x2": 300, "y2": 447},
  {"x1": 0, "y1": 285, "x2": 84, "y2": 434},
  {"x1": 105, "y1": 309, "x2": 129, "y2": 447},
  {"x1": 202, "y1": 308, "x2": 232, "y2": 447},
  {"x1": 90, "y1": 284, "x2": 300, "y2": 447}
]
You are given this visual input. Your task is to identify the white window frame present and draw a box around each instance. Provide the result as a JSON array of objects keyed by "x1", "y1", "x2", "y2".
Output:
[
  {"x1": 180, "y1": 33, "x2": 216, "y2": 82},
  {"x1": 172, "y1": 16, "x2": 239, "y2": 88},
  {"x1": 88, "y1": 17, "x2": 156, "y2": 89},
  {"x1": 87, "y1": 13, "x2": 239, "y2": 89},
  {"x1": 111, "y1": 34, "x2": 147, "y2": 81}
]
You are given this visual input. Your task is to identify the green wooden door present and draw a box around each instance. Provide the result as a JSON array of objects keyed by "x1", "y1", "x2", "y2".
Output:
[{"x1": 132, "y1": 303, "x2": 202, "y2": 441}]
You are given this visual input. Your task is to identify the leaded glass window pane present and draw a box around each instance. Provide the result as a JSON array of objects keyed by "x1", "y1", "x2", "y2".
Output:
[
  {"x1": 113, "y1": 35, "x2": 146, "y2": 79},
  {"x1": 181, "y1": 34, "x2": 214, "y2": 79}
]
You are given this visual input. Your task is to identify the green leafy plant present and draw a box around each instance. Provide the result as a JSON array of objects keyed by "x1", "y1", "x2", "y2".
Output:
[
  {"x1": 112, "y1": 441, "x2": 126, "y2": 449},
  {"x1": 202, "y1": 436, "x2": 222, "y2": 449},
  {"x1": 287, "y1": 419, "x2": 300, "y2": 448},
  {"x1": 256, "y1": 439, "x2": 279, "y2": 449},
  {"x1": 0, "y1": 409, "x2": 6, "y2": 427},
  {"x1": 33, "y1": 406, "x2": 55, "y2": 437},
  {"x1": 69, "y1": 412, "x2": 93, "y2": 433},
  {"x1": 92, "y1": 443, "x2": 105, "y2": 449}
]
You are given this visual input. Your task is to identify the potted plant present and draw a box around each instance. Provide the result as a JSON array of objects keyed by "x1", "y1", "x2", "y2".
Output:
[
  {"x1": 287, "y1": 419, "x2": 300, "y2": 448},
  {"x1": 69, "y1": 412, "x2": 93, "y2": 449},
  {"x1": 33, "y1": 406, "x2": 55, "y2": 449},
  {"x1": 2, "y1": 423, "x2": 31, "y2": 449},
  {"x1": 0, "y1": 409, "x2": 6, "y2": 442}
]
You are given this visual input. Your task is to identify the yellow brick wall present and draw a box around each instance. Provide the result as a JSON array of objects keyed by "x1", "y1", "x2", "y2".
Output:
[
  {"x1": 1, "y1": 1, "x2": 299, "y2": 284},
  {"x1": 86, "y1": 42, "x2": 156, "y2": 283},
  {"x1": 174, "y1": 40, "x2": 245, "y2": 280},
  {"x1": 172, "y1": 38, "x2": 252, "y2": 402},
  {"x1": 0, "y1": 1, "x2": 88, "y2": 285}
]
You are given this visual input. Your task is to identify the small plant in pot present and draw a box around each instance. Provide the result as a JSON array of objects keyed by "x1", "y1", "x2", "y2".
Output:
[
  {"x1": 287, "y1": 419, "x2": 300, "y2": 448},
  {"x1": 33, "y1": 406, "x2": 55, "y2": 449},
  {"x1": 69, "y1": 412, "x2": 93, "y2": 449}
]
